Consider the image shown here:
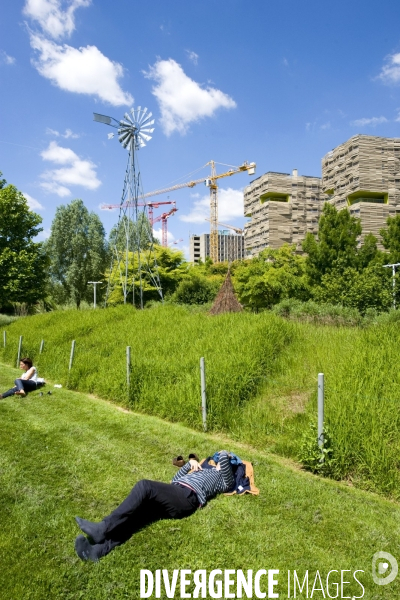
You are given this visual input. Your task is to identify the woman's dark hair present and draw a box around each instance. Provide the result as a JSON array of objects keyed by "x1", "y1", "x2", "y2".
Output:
[{"x1": 20, "y1": 357, "x2": 33, "y2": 369}]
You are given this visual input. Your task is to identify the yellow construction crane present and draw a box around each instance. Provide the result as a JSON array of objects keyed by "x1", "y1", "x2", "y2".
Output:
[
  {"x1": 205, "y1": 218, "x2": 244, "y2": 235},
  {"x1": 142, "y1": 160, "x2": 256, "y2": 262}
]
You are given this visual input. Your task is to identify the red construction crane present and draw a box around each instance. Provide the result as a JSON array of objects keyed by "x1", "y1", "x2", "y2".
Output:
[
  {"x1": 100, "y1": 200, "x2": 176, "y2": 225},
  {"x1": 152, "y1": 207, "x2": 178, "y2": 247},
  {"x1": 141, "y1": 160, "x2": 255, "y2": 262}
]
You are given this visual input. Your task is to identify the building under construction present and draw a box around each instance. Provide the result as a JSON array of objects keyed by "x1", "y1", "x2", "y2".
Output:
[
  {"x1": 244, "y1": 134, "x2": 400, "y2": 256},
  {"x1": 190, "y1": 232, "x2": 245, "y2": 263}
]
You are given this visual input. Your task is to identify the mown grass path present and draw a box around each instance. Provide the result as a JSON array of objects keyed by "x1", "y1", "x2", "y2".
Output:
[{"x1": 1, "y1": 363, "x2": 399, "y2": 599}]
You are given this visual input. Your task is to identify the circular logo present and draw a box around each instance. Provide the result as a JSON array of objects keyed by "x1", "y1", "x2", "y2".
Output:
[{"x1": 372, "y1": 552, "x2": 398, "y2": 586}]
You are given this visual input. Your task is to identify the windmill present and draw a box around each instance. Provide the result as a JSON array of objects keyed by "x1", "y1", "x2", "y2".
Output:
[{"x1": 93, "y1": 107, "x2": 162, "y2": 309}]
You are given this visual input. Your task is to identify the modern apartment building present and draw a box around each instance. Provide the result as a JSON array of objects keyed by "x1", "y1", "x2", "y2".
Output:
[
  {"x1": 244, "y1": 170, "x2": 323, "y2": 255},
  {"x1": 321, "y1": 134, "x2": 399, "y2": 241},
  {"x1": 244, "y1": 134, "x2": 400, "y2": 256},
  {"x1": 189, "y1": 232, "x2": 245, "y2": 263}
]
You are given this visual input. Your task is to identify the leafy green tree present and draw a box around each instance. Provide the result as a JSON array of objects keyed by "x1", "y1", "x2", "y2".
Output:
[
  {"x1": 107, "y1": 245, "x2": 187, "y2": 306},
  {"x1": 313, "y1": 265, "x2": 392, "y2": 313},
  {"x1": 380, "y1": 214, "x2": 400, "y2": 263},
  {"x1": 234, "y1": 244, "x2": 310, "y2": 310},
  {"x1": 46, "y1": 199, "x2": 108, "y2": 308},
  {"x1": 303, "y1": 204, "x2": 362, "y2": 285},
  {"x1": 0, "y1": 182, "x2": 48, "y2": 309},
  {"x1": 172, "y1": 272, "x2": 220, "y2": 305},
  {"x1": 109, "y1": 213, "x2": 158, "y2": 253}
]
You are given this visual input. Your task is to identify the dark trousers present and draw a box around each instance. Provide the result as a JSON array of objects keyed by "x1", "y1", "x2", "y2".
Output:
[
  {"x1": 98, "y1": 480, "x2": 199, "y2": 556},
  {"x1": 1, "y1": 379, "x2": 37, "y2": 397}
]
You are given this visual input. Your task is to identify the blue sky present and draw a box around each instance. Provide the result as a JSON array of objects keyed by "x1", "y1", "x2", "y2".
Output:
[{"x1": 2, "y1": 0, "x2": 400, "y2": 256}]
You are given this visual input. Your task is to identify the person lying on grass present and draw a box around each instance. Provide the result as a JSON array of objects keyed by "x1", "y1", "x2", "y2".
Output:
[
  {"x1": 0, "y1": 357, "x2": 38, "y2": 398},
  {"x1": 74, "y1": 450, "x2": 235, "y2": 562}
]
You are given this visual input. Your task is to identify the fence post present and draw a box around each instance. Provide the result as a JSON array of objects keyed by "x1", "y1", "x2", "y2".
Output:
[
  {"x1": 126, "y1": 346, "x2": 131, "y2": 398},
  {"x1": 318, "y1": 373, "x2": 324, "y2": 450},
  {"x1": 3, "y1": 330, "x2": 6, "y2": 348},
  {"x1": 69, "y1": 340, "x2": 76, "y2": 371},
  {"x1": 200, "y1": 357, "x2": 207, "y2": 432},
  {"x1": 16, "y1": 335, "x2": 23, "y2": 367},
  {"x1": 39, "y1": 339, "x2": 44, "y2": 354}
]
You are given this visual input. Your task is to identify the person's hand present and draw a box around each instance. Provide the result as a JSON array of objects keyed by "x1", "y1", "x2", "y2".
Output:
[{"x1": 189, "y1": 459, "x2": 202, "y2": 471}]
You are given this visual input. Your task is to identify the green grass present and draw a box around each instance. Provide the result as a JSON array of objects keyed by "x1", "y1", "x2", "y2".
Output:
[
  {"x1": 1, "y1": 363, "x2": 400, "y2": 599},
  {"x1": 2, "y1": 304, "x2": 400, "y2": 499}
]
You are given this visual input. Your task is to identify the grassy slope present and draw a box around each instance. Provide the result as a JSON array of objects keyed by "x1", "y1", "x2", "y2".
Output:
[
  {"x1": 1, "y1": 364, "x2": 400, "y2": 600},
  {"x1": 2, "y1": 305, "x2": 400, "y2": 498}
]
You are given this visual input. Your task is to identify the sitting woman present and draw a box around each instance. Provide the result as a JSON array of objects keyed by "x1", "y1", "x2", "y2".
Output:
[{"x1": 0, "y1": 357, "x2": 38, "y2": 398}]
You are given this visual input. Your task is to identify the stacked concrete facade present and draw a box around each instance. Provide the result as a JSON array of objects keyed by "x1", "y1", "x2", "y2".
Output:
[
  {"x1": 189, "y1": 232, "x2": 245, "y2": 263},
  {"x1": 244, "y1": 170, "x2": 323, "y2": 255},
  {"x1": 244, "y1": 134, "x2": 400, "y2": 256},
  {"x1": 321, "y1": 134, "x2": 399, "y2": 242}
]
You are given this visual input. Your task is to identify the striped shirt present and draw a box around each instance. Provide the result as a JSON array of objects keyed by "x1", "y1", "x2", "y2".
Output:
[{"x1": 172, "y1": 451, "x2": 234, "y2": 507}]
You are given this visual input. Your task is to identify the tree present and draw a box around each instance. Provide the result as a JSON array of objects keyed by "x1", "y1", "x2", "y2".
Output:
[
  {"x1": 46, "y1": 199, "x2": 108, "y2": 308},
  {"x1": 234, "y1": 244, "x2": 310, "y2": 310},
  {"x1": 106, "y1": 245, "x2": 187, "y2": 306},
  {"x1": 380, "y1": 214, "x2": 400, "y2": 263},
  {"x1": 109, "y1": 213, "x2": 158, "y2": 253},
  {"x1": 0, "y1": 182, "x2": 48, "y2": 309},
  {"x1": 302, "y1": 204, "x2": 362, "y2": 285}
]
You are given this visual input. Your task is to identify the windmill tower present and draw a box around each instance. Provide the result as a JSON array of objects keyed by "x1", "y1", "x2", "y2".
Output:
[{"x1": 93, "y1": 107, "x2": 162, "y2": 309}]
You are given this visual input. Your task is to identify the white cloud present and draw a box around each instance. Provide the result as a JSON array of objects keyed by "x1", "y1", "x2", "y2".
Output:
[
  {"x1": 23, "y1": 192, "x2": 44, "y2": 210},
  {"x1": 23, "y1": 0, "x2": 91, "y2": 40},
  {"x1": 46, "y1": 126, "x2": 80, "y2": 138},
  {"x1": 29, "y1": 33, "x2": 133, "y2": 105},
  {"x1": 40, "y1": 181, "x2": 71, "y2": 196},
  {"x1": 378, "y1": 52, "x2": 400, "y2": 85},
  {"x1": 351, "y1": 116, "x2": 388, "y2": 127},
  {"x1": 40, "y1": 140, "x2": 101, "y2": 196},
  {"x1": 283, "y1": 57, "x2": 289, "y2": 67},
  {"x1": 320, "y1": 121, "x2": 331, "y2": 130},
  {"x1": 144, "y1": 58, "x2": 236, "y2": 135},
  {"x1": 0, "y1": 50, "x2": 16, "y2": 65},
  {"x1": 186, "y1": 50, "x2": 198, "y2": 65},
  {"x1": 153, "y1": 227, "x2": 175, "y2": 244},
  {"x1": 180, "y1": 187, "x2": 244, "y2": 224}
]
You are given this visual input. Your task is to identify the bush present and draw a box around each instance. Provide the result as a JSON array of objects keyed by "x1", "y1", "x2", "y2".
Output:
[
  {"x1": 299, "y1": 423, "x2": 336, "y2": 477},
  {"x1": 172, "y1": 273, "x2": 220, "y2": 305}
]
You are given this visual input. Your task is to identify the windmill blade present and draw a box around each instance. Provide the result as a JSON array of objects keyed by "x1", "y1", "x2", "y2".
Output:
[
  {"x1": 124, "y1": 112, "x2": 134, "y2": 124},
  {"x1": 119, "y1": 119, "x2": 133, "y2": 128},
  {"x1": 139, "y1": 133, "x2": 152, "y2": 142},
  {"x1": 138, "y1": 108, "x2": 148, "y2": 123},
  {"x1": 142, "y1": 118, "x2": 155, "y2": 128},
  {"x1": 119, "y1": 132, "x2": 131, "y2": 146}
]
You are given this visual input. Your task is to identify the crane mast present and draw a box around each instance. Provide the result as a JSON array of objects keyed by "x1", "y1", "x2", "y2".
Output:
[{"x1": 142, "y1": 160, "x2": 256, "y2": 263}]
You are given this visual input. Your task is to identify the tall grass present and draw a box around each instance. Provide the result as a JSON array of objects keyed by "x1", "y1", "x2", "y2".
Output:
[
  {"x1": 0, "y1": 304, "x2": 294, "y2": 431},
  {"x1": 1, "y1": 304, "x2": 400, "y2": 498}
]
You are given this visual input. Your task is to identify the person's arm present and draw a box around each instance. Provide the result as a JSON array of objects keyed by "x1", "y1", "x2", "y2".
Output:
[
  {"x1": 172, "y1": 458, "x2": 202, "y2": 482},
  {"x1": 23, "y1": 367, "x2": 36, "y2": 381},
  {"x1": 217, "y1": 451, "x2": 235, "y2": 490}
]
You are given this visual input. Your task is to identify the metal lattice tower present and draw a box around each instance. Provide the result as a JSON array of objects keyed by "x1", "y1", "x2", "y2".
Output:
[{"x1": 94, "y1": 107, "x2": 163, "y2": 309}]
